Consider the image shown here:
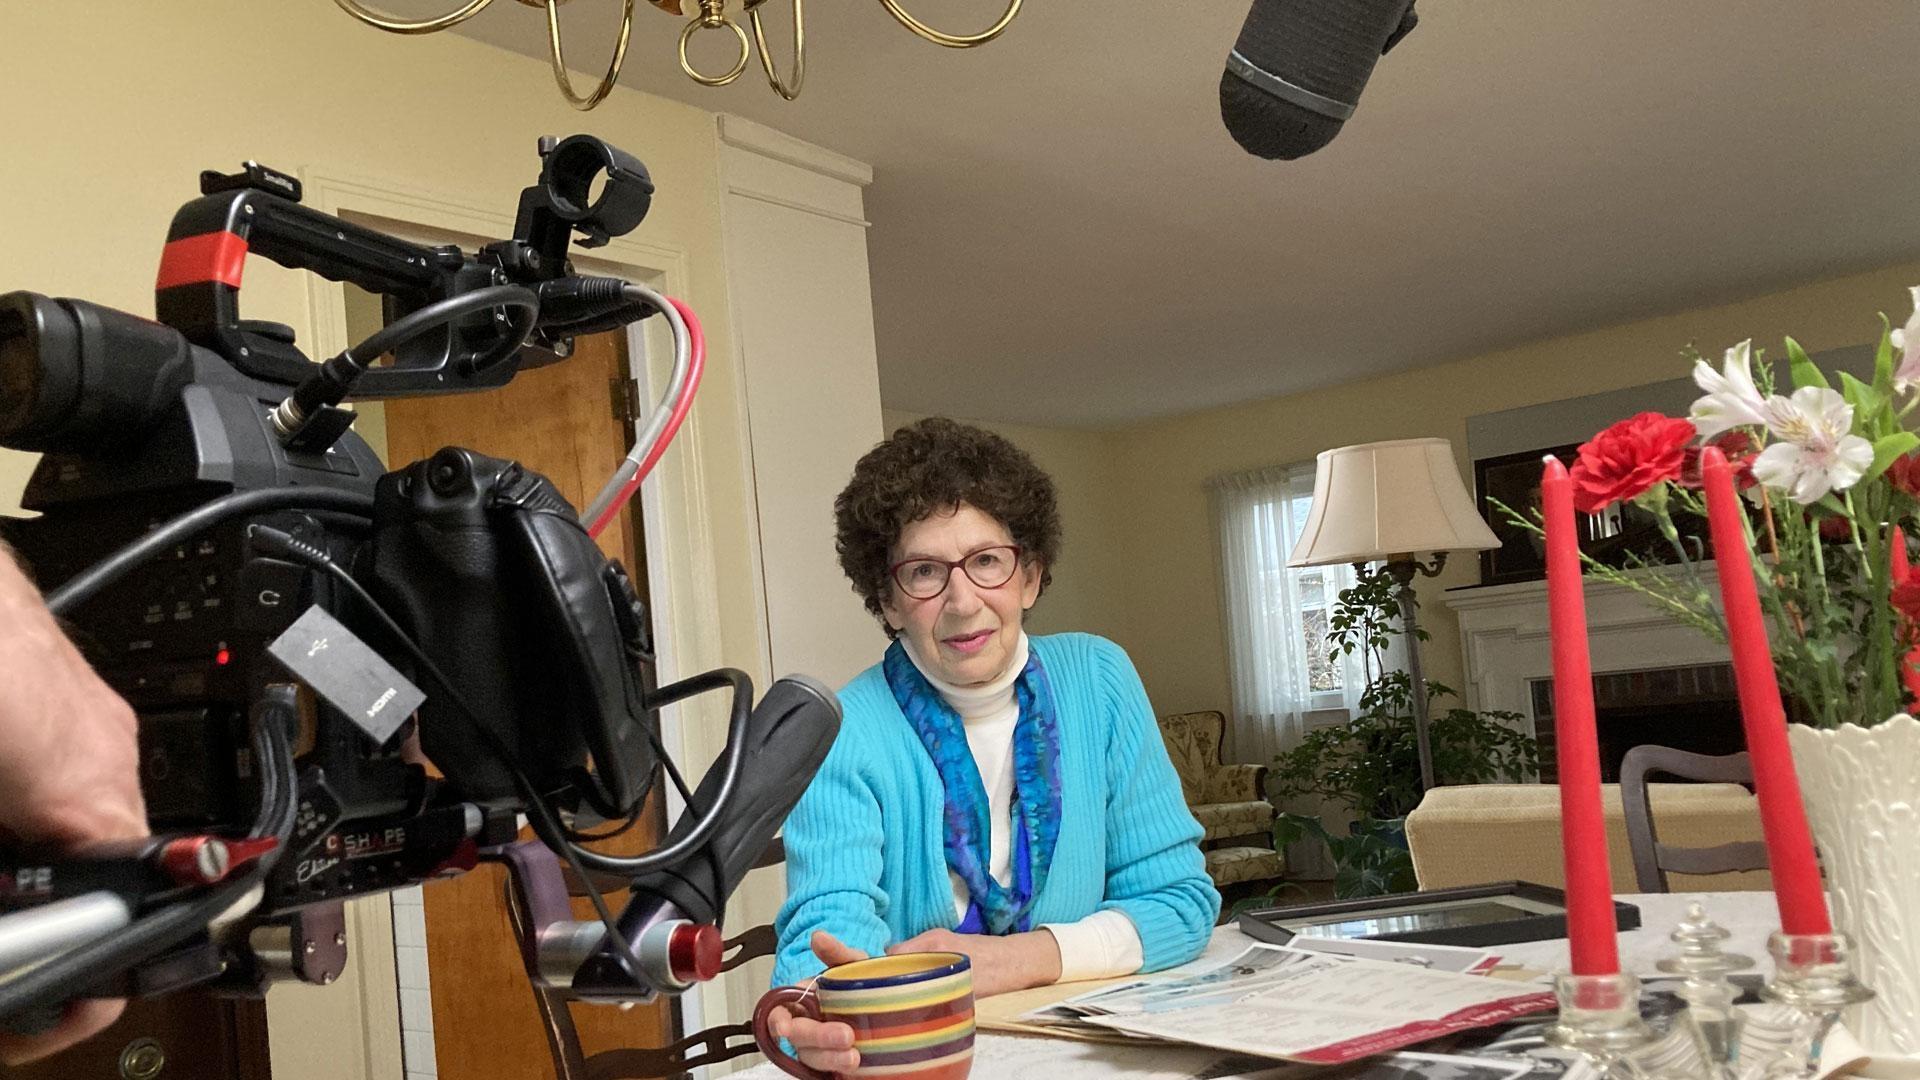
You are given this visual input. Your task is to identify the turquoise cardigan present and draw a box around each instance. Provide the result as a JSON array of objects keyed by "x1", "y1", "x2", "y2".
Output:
[{"x1": 772, "y1": 632, "x2": 1220, "y2": 987}]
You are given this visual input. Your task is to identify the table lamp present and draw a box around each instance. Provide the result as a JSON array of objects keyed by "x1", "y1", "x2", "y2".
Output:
[{"x1": 1288, "y1": 437, "x2": 1499, "y2": 791}]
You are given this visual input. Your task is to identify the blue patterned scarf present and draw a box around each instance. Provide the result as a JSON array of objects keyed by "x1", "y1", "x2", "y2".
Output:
[{"x1": 884, "y1": 638, "x2": 1064, "y2": 935}]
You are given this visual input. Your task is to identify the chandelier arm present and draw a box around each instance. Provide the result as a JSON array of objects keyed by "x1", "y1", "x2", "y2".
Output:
[
  {"x1": 545, "y1": 0, "x2": 635, "y2": 110},
  {"x1": 873, "y1": 0, "x2": 1020, "y2": 48},
  {"x1": 748, "y1": 0, "x2": 804, "y2": 100},
  {"x1": 679, "y1": 3, "x2": 751, "y2": 87},
  {"x1": 333, "y1": 0, "x2": 500, "y2": 34}
]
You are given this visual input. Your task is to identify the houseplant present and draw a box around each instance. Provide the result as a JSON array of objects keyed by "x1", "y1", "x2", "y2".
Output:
[
  {"x1": 1496, "y1": 296, "x2": 1920, "y2": 1052},
  {"x1": 1268, "y1": 565, "x2": 1538, "y2": 898}
]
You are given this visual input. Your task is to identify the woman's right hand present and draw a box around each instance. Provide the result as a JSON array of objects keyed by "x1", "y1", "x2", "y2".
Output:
[{"x1": 767, "y1": 931, "x2": 869, "y2": 1076}]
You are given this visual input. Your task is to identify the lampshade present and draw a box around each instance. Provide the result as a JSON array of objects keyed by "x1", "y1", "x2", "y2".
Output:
[{"x1": 1288, "y1": 437, "x2": 1499, "y2": 567}]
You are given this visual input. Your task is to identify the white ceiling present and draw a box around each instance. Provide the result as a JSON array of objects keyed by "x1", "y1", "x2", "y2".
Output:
[{"x1": 442, "y1": 0, "x2": 1920, "y2": 427}]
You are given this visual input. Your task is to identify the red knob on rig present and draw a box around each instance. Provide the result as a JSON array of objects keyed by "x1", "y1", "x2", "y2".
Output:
[
  {"x1": 667, "y1": 923, "x2": 723, "y2": 984},
  {"x1": 158, "y1": 835, "x2": 278, "y2": 885},
  {"x1": 158, "y1": 836, "x2": 231, "y2": 885}
]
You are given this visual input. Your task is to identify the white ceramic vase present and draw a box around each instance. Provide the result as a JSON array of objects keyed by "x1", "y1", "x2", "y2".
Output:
[{"x1": 1789, "y1": 713, "x2": 1920, "y2": 1055}]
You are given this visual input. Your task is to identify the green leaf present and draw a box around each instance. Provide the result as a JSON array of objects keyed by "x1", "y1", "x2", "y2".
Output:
[
  {"x1": 1787, "y1": 336, "x2": 1829, "y2": 391},
  {"x1": 1840, "y1": 372, "x2": 1887, "y2": 432},
  {"x1": 1272, "y1": 812, "x2": 1329, "y2": 851},
  {"x1": 1876, "y1": 313, "x2": 1896, "y2": 397},
  {"x1": 1864, "y1": 432, "x2": 1920, "y2": 486},
  {"x1": 1816, "y1": 493, "x2": 1850, "y2": 518}
]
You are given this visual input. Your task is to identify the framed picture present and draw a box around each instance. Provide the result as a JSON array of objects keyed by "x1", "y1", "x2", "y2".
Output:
[
  {"x1": 1474, "y1": 444, "x2": 1578, "y2": 586},
  {"x1": 1235, "y1": 881, "x2": 1641, "y2": 949},
  {"x1": 1473, "y1": 444, "x2": 1714, "y2": 586}
]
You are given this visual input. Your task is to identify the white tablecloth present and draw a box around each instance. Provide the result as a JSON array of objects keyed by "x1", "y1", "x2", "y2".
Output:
[{"x1": 726, "y1": 892, "x2": 1781, "y2": 1080}]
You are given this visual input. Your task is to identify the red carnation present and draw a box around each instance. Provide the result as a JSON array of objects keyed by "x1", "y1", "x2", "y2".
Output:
[
  {"x1": 1679, "y1": 431, "x2": 1758, "y2": 491},
  {"x1": 1570, "y1": 413, "x2": 1697, "y2": 514},
  {"x1": 1894, "y1": 579, "x2": 1920, "y2": 624},
  {"x1": 1888, "y1": 452, "x2": 1920, "y2": 499}
]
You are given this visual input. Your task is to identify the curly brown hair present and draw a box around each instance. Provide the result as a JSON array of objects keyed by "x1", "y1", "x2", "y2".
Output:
[{"x1": 835, "y1": 417, "x2": 1061, "y2": 633}]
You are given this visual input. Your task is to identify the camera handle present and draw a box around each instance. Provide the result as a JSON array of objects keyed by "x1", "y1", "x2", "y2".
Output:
[
  {"x1": 152, "y1": 139, "x2": 656, "y2": 397},
  {"x1": 154, "y1": 182, "x2": 455, "y2": 389}
]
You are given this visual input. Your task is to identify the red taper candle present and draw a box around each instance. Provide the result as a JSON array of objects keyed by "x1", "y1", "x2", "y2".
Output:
[
  {"x1": 1540, "y1": 456, "x2": 1620, "y2": 975},
  {"x1": 1892, "y1": 527, "x2": 1920, "y2": 705},
  {"x1": 1699, "y1": 446, "x2": 1832, "y2": 935}
]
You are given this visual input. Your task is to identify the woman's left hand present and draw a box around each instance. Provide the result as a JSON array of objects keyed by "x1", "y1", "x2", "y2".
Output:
[{"x1": 886, "y1": 928, "x2": 1062, "y2": 998}]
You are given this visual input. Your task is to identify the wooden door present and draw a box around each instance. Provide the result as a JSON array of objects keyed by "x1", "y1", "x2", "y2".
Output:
[
  {"x1": 382, "y1": 330, "x2": 671, "y2": 1080},
  {"x1": 1, "y1": 995, "x2": 271, "y2": 1079}
]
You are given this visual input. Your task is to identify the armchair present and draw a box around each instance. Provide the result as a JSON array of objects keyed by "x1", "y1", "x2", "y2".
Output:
[{"x1": 1156, "y1": 710, "x2": 1285, "y2": 888}]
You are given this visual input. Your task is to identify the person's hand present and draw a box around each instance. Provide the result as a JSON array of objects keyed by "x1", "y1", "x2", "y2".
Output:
[
  {"x1": 0, "y1": 550, "x2": 147, "y2": 1065},
  {"x1": 767, "y1": 931, "x2": 867, "y2": 1076},
  {"x1": 886, "y1": 927, "x2": 1062, "y2": 998}
]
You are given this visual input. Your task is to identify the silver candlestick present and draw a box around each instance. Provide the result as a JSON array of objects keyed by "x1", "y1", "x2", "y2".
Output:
[
  {"x1": 1546, "y1": 970, "x2": 1657, "y2": 1079},
  {"x1": 1758, "y1": 931, "x2": 1874, "y2": 1080},
  {"x1": 1655, "y1": 902, "x2": 1755, "y2": 1080}
]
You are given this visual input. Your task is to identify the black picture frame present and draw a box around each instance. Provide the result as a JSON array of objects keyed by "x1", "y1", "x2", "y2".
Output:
[
  {"x1": 1235, "y1": 881, "x2": 1642, "y2": 949},
  {"x1": 1474, "y1": 444, "x2": 1718, "y2": 587},
  {"x1": 1475, "y1": 445, "x2": 1579, "y2": 586}
]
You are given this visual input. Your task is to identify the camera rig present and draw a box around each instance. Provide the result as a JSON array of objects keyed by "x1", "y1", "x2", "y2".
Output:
[{"x1": 0, "y1": 136, "x2": 839, "y2": 1054}]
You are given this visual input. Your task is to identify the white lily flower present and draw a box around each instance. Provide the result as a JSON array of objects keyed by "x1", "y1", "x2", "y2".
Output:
[
  {"x1": 1892, "y1": 286, "x2": 1920, "y2": 393},
  {"x1": 1689, "y1": 339, "x2": 1772, "y2": 438},
  {"x1": 1750, "y1": 385, "x2": 1874, "y2": 504}
]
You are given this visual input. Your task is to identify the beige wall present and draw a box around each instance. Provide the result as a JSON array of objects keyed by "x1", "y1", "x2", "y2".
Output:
[
  {"x1": 881, "y1": 409, "x2": 1134, "y2": 644},
  {"x1": 0, "y1": 1, "x2": 767, "y2": 691},
  {"x1": 0, "y1": 4, "x2": 782, "y2": 1077},
  {"x1": 1115, "y1": 258, "x2": 1920, "y2": 717},
  {"x1": 888, "y1": 260, "x2": 1920, "y2": 728}
]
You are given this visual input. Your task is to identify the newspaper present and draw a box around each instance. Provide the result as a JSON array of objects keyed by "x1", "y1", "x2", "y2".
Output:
[
  {"x1": 967, "y1": 1035, "x2": 1541, "y2": 1080},
  {"x1": 1055, "y1": 944, "x2": 1555, "y2": 1064}
]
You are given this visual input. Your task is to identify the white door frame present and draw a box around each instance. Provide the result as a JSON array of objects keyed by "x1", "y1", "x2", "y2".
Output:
[{"x1": 275, "y1": 166, "x2": 737, "y2": 1079}]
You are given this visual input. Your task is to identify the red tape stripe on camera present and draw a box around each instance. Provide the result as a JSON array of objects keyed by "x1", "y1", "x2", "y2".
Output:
[{"x1": 156, "y1": 231, "x2": 250, "y2": 291}]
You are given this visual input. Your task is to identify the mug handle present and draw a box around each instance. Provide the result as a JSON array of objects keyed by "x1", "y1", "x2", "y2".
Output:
[{"x1": 752, "y1": 985, "x2": 833, "y2": 1080}]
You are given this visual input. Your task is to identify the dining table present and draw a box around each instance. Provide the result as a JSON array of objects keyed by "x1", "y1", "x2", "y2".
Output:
[{"x1": 727, "y1": 891, "x2": 1788, "y2": 1080}]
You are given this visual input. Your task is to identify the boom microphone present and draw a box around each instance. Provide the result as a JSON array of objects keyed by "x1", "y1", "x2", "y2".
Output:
[{"x1": 1220, "y1": 0, "x2": 1419, "y2": 160}]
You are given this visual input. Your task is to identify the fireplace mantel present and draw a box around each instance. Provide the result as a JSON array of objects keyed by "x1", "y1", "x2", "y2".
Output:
[{"x1": 1445, "y1": 564, "x2": 1726, "y2": 723}]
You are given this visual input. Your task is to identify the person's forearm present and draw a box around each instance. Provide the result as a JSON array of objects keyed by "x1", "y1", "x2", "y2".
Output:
[
  {"x1": 1004, "y1": 929, "x2": 1063, "y2": 991},
  {"x1": 1, "y1": 540, "x2": 35, "y2": 598},
  {"x1": 0, "y1": 535, "x2": 149, "y2": 1065}
]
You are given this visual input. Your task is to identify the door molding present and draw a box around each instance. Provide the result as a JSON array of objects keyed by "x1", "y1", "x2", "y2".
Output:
[{"x1": 279, "y1": 167, "x2": 735, "y2": 1080}]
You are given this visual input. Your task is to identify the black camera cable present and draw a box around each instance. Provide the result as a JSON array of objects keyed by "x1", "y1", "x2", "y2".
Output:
[
  {"x1": 251, "y1": 525, "x2": 751, "y2": 982},
  {"x1": 45, "y1": 488, "x2": 375, "y2": 617},
  {"x1": 245, "y1": 526, "x2": 658, "y2": 984},
  {"x1": 269, "y1": 284, "x2": 540, "y2": 442}
]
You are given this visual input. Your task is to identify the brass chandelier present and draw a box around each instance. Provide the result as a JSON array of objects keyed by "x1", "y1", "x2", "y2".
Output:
[{"x1": 332, "y1": 0, "x2": 1022, "y2": 106}]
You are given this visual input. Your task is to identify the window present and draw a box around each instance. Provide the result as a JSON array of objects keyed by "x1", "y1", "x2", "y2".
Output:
[{"x1": 1211, "y1": 463, "x2": 1367, "y2": 763}]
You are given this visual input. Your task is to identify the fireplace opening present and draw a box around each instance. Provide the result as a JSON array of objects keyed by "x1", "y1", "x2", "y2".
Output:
[{"x1": 1529, "y1": 663, "x2": 1744, "y2": 783}]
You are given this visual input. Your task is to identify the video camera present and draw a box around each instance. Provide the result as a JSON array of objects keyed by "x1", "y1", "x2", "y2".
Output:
[{"x1": 0, "y1": 136, "x2": 839, "y2": 1041}]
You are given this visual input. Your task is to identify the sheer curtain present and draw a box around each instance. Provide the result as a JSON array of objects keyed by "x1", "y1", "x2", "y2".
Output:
[{"x1": 1211, "y1": 463, "x2": 1367, "y2": 766}]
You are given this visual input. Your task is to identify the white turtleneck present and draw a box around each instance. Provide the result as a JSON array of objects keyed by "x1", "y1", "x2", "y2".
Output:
[{"x1": 902, "y1": 632, "x2": 1144, "y2": 982}]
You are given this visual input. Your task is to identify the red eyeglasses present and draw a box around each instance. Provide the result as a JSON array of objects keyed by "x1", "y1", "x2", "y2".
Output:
[{"x1": 888, "y1": 545, "x2": 1023, "y2": 600}]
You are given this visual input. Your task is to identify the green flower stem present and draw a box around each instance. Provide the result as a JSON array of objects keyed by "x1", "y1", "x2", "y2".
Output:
[
  {"x1": 1800, "y1": 515, "x2": 1845, "y2": 728},
  {"x1": 1846, "y1": 491, "x2": 1868, "y2": 575},
  {"x1": 1747, "y1": 490, "x2": 1840, "y2": 727},
  {"x1": 1653, "y1": 490, "x2": 1716, "y2": 619}
]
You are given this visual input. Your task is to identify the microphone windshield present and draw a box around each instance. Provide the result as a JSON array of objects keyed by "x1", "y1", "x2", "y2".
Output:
[{"x1": 1220, "y1": 0, "x2": 1417, "y2": 160}]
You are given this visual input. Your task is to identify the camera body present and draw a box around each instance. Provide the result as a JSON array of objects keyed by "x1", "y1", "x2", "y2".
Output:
[
  {"x1": 1, "y1": 136, "x2": 661, "y2": 916},
  {"x1": 3, "y1": 328, "x2": 516, "y2": 916},
  {"x1": 0, "y1": 139, "x2": 840, "y2": 1020}
]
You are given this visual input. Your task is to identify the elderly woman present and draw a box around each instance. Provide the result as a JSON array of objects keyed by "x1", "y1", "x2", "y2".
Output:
[{"x1": 769, "y1": 418, "x2": 1218, "y2": 1073}]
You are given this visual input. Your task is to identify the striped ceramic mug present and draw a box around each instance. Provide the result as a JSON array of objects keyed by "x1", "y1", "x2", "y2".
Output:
[{"x1": 752, "y1": 951, "x2": 975, "y2": 1079}]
